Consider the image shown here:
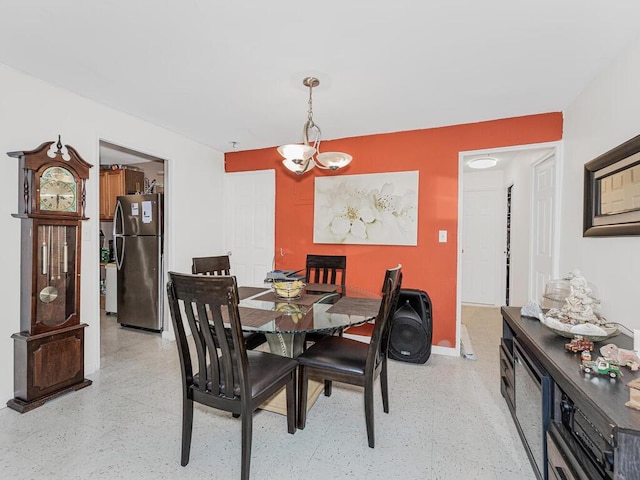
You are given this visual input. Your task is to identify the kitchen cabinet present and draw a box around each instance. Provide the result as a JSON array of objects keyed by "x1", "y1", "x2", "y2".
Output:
[{"x1": 99, "y1": 169, "x2": 145, "y2": 221}]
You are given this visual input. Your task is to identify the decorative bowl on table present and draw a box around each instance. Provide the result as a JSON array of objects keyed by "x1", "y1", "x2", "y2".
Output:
[
  {"x1": 540, "y1": 314, "x2": 619, "y2": 342},
  {"x1": 272, "y1": 280, "x2": 305, "y2": 300},
  {"x1": 541, "y1": 278, "x2": 600, "y2": 313}
]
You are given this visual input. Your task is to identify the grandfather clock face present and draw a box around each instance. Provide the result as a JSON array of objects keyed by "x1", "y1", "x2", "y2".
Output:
[
  {"x1": 39, "y1": 167, "x2": 78, "y2": 213},
  {"x1": 34, "y1": 223, "x2": 78, "y2": 329}
]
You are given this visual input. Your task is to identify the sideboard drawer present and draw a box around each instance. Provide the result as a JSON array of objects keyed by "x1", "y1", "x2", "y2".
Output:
[{"x1": 500, "y1": 343, "x2": 515, "y2": 411}]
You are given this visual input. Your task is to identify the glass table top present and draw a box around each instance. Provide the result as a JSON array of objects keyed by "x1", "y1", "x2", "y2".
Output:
[{"x1": 236, "y1": 285, "x2": 381, "y2": 334}]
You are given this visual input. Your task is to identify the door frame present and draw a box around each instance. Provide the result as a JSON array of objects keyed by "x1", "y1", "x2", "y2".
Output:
[
  {"x1": 95, "y1": 138, "x2": 171, "y2": 371},
  {"x1": 456, "y1": 141, "x2": 562, "y2": 355}
]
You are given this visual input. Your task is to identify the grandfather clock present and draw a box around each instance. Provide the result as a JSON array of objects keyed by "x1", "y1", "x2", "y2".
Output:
[{"x1": 7, "y1": 137, "x2": 93, "y2": 413}]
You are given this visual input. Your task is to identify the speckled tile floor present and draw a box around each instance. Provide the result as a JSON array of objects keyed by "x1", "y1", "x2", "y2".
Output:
[{"x1": 0, "y1": 306, "x2": 535, "y2": 480}]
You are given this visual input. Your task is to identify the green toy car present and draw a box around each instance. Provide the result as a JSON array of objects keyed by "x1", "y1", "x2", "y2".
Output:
[{"x1": 581, "y1": 357, "x2": 623, "y2": 378}]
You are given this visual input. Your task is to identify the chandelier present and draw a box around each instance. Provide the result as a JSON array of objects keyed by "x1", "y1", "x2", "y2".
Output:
[{"x1": 277, "y1": 77, "x2": 352, "y2": 175}]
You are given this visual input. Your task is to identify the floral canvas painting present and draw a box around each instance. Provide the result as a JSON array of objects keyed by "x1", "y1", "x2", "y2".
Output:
[{"x1": 314, "y1": 171, "x2": 419, "y2": 245}]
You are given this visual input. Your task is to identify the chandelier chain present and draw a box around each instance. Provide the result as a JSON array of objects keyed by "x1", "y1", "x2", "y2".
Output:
[{"x1": 307, "y1": 83, "x2": 314, "y2": 125}]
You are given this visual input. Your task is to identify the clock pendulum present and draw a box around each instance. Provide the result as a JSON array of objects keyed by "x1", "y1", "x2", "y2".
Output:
[
  {"x1": 39, "y1": 225, "x2": 58, "y2": 304},
  {"x1": 63, "y1": 226, "x2": 68, "y2": 276},
  {"x1": 55, "y1": 226, "x2": 60, "y2": 280}
]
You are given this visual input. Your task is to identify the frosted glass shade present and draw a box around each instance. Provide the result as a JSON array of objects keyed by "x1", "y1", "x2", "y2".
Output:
[
  {"x1": 282, "y1": 158, "x2": 315, "y2": 174},
  {"x1": 316, "y1": 152, "x2": 353, "y2": 169},
  {"x1": 277, "y1": 144, "x2": 316, "y2": 161}
]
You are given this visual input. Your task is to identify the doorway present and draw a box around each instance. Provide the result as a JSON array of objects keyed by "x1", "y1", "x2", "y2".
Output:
[
  {"x1": 459, "y1": 143, "x2": 559, "y2": 309},
  {"x1": 98, "y1": 141, "x2": 167, "y2": 362}
]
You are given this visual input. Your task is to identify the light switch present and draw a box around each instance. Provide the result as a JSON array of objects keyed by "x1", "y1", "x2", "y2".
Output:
[{"x1": 439, "y1": 230, "x2": 447, "y2": 243}]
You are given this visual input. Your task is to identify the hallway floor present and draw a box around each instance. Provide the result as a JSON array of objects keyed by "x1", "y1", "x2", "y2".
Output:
[{"x1": 0, "y1": 306, "x2": 535, "y2": 479}]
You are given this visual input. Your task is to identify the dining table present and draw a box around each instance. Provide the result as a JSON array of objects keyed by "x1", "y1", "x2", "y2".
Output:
[{"x1": 234, "y1": 283, "x2": 382, "y2": 414}]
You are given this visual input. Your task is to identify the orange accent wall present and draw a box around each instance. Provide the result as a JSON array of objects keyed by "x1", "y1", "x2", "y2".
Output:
[{"x1": 225, "y1": 113, "x2": 563, "y2": 348}]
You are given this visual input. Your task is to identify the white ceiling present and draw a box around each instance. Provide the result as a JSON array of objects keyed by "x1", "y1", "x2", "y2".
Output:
[{"x1": 1, "y1": 1, "x2": 639, "y2": 155}]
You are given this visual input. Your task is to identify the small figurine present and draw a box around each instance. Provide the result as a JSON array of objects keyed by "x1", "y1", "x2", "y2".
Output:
[
  {"x1": 581, "y1": 356, "x2": 622, "y2": 378},
  {"x1": 581, "y1": 350, "x2": 592, "y2": 361},
  {"x1": 565, "y1": 336, "x2": 594, "y2": 353},
  {"x1": 599, "y1": 344, "x2": 640, "y2": 371}
]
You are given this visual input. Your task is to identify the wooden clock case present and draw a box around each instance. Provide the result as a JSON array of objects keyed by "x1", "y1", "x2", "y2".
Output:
[{"x1": 7, "y1": 138, "x2": 93, "y2": 413}]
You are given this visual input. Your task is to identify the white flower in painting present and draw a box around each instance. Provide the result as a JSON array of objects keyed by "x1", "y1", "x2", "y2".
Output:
[
  {"x1": 375, "y1": 182, "x2": 417, "y2": 218},
  {"x1": 330, "y1": 200, "x2": 375, "y2": 239},
  {"x1": 372, "y1": 183, "x2": 401, "y2": 215},
  {"x1": 320, "y1": 181, "x2": 376, "y2": 241}
]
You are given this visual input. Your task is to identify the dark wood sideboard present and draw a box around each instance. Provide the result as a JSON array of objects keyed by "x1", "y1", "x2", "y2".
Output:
[{"x1": 500, "y1": 306, "x2": 640, "y2": 480}]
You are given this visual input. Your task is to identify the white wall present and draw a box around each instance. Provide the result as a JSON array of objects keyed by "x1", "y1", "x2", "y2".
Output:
[
  {"x1": 562, "y1": 36, "x2": 640, "y2": 330},
  {"x1": 0, "y1": 64, "x2": 225, "y2": 406}
]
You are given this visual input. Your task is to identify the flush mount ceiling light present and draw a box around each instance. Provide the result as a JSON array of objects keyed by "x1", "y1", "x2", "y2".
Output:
[
  {"x1": 468, "y1": 156, "x2": 498, "y2": 169},
  {"x1": 277, "y1": 77, "x2": 352, "y2": 175}
]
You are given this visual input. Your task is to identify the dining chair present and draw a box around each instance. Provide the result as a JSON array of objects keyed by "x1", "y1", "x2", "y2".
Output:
[
  {"x1": 191, "y1": 254, "x2": 231, "y2": 275},
  {"x1": 166, "y1": 272, "x2": 297, "y2": 480},
  {"x1": 296, "y1": 264, "x2": 403, "y2": 448},
  {"x1": 304, "y1": 254, "x2": 347, "y2": 347},
  {"x1": 305, "y1": 254, "x2": 346, "y2": 287},
  {"x1": 191, "y1": 255, "x2": 266, "y2": 350}
]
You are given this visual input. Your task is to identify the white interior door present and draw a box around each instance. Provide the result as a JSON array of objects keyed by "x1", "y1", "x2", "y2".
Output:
[
  {"x1": 223, "y1": 170, "x2": 275, "y2": 287},
  {"x1": 530, "y1": 154, "x2": 556, "y2": 303},
  {"x1": 462, "y1": 188, "x2": 501, "y2": 305}
]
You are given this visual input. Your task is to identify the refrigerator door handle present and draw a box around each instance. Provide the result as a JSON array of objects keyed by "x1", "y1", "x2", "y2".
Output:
[
  {"x1": 115, "y1": 236, "x2": 125, "y2": 270},
  {"x1": 113, "y1": 200, "x2": 125, "y2": 270},
  {"x1": 114, "y1": 199, "x2": 124, "y2": 237}
]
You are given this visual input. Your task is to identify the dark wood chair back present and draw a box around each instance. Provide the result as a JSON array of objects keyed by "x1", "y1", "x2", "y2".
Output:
[
  {"x1": 191, "y1": 255, "x2": 266, "y2": 350},
  {"x1": 166, "y1": 272, "x2": 297, "y2": 479},
  {"x1": 168, "y1": 273, "x2": 246, "y2": 404},
  {"x1": 191, "y1": 255, "x2": 231, "y2": 275},
  {"x1": 368, "y1": 265, "x2": 403, "y2": 374},
  {"x1": 304, "y1": 254, "x2": 347, "y2": 345},
  {"x1": 305, "y1": 254, "x2": 346, "y2": 286}
]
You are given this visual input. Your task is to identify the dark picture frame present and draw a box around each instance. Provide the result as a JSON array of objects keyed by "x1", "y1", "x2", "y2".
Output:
[{"x1": 584, "y1": 134, "x2": 640, "y2": 236}]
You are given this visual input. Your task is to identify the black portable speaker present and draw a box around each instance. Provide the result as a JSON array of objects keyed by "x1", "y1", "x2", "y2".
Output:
[{"x1": 388, "y1": 289, "x2": 432, "y2": 364}]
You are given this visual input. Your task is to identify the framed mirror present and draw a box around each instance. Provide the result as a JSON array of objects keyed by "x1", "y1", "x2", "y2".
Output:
[{"x1": 584, "y1": 134, "x2": 640, "y2": 236}]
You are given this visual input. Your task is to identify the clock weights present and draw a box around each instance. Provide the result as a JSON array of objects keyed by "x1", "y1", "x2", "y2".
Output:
[{"x1": 7, "y1": 137, "x2": 93, "y2": 413}]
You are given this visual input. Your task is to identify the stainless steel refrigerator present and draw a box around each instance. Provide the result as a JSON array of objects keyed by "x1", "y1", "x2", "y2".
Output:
[{"x1": 113, "y1": 194, "x2": 163, "y2": 331}]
